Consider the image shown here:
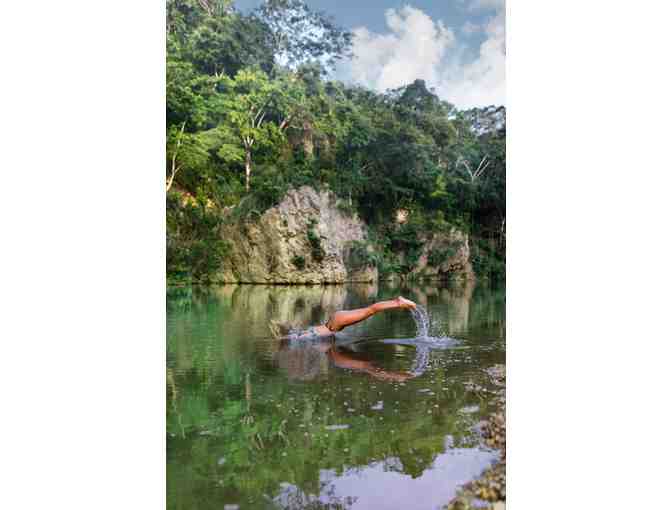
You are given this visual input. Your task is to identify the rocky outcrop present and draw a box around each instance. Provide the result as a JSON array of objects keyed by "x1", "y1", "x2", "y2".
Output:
[
  {"x1": 214, "y1": 186, "x2": 475, "y2": 284},
  {"x1": 409, "y1": 229, "x2": 475, "y2": 281},
  {"x1": 214, "y1": 186, "x2": 377, "y2": 284}
]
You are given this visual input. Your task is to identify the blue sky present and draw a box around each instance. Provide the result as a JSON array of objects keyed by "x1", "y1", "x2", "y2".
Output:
[{"x1": 233, "y1": 1, "x2": 505, "y2": 109}]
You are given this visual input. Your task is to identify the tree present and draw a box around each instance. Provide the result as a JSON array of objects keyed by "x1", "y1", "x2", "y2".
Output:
[
  {"x1": 388, "y1": 79, "x2": 450, "y2": 115},
  {"x1": 253, "y1": 0, "x2": 353, "y2": 73},
  {"x1": 168, "y1": 0, "x2": 274, "y2": 78},
  {"x1": 456, "y1": 154, "x2": 491, "y2": 183},
  {"x1": 166, "y1": 57, "x2": 210, "y2": 129},
  {"x1": 166, "y1": 122, "x2": 210, "y2": 191},
  {"x1": 167, "y1": 122, "x2": 186, "y2": 191},
  {"x1": 216, "y1": 69, "x2": 306, "y2": 191},
  {"x1": 164, "y1": 0, "x2": 506, "y2": 282},
  {"x1": 185, "y1": 12, "x2": 275, "y2": 77}
]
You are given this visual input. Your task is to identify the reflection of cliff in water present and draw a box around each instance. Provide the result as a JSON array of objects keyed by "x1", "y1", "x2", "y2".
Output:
[
  {"x1": 169, "y1": 282, "x2": 482, "y2": 378},
  {"x1": 275, "y1": 340, "x2": 331, "y2": 381},
  {"x1": 408, "y1": 279, "x2": 475, "y2": 336},
  {"x1": 440, "y1": 279, "x2": 475, "y2": 335},
  {"x1": 166, "y1": 282, "x2": 505, "y2": 510},
  {"x1": 232, "y1": 284, "x2": 348, "y2": 332}
]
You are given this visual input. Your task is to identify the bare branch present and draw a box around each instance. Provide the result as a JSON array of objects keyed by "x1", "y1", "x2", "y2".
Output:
[
  {"x1": 198, "y1": 0, "x2": 213, "y2": 16},
  {"x1": 475, "y1": 156, "x2": 489, "y2": 173},
  {"x1": 253, "y1": 95, "x2": 274, "y2": 126},
  {"x1": 166, "y1": 164, "x2": 181, "y2": 192},
  {"x1": 166, "y1": 122, "x2": 186, "y2": 192},
  {"x1": 279, "y1": 114, "x2": 294, "y2": 131},
  {"x1": 456, "y1": 154, "x2": 490, "y2": 182},
  {"x1": 473, "y1": 156, "x2": 491, "y2": 180}
]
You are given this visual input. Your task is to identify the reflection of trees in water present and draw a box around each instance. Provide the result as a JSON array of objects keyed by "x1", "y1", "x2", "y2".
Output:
[
  {"x1": 274, "y1": 480, "x2": 357, "y2": 510},
  {"x1": 167, "y1": 367, "x2": 481, "y2": 509},
  {"x1": 405, "y1": 279, "x2": 476, "y2": 336},
  {"x1": 349, "y1": 281, "x2": 379, "y2": 301},
  {"x1": 166, "y1": 285, "x2": 192, "y2": 311},
  {"x1": 275, "y1": 342, "x2": 329, "y2": 381},
  {"x1": 468, "y1": 284, "x2": 506, "y2": 338},
  {"x1": 166, "y1": 283, "x2": 503, "y2": 510},
  {"x1": 231, "y1": 284, "x2": 348, "y2": 335},
  {"x1": 438, "y1": 279, "x2": 475, "y2": 335}
]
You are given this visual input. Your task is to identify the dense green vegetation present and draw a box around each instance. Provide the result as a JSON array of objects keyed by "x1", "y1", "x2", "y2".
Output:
[{"x1": 166, "y1": 0, "x2": 505, "y2": 283}]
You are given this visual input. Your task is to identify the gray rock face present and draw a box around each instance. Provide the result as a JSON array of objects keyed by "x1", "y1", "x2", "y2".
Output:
[
  {"x1": 215, "y1": 186, "x2": 377, "y2": 284},
  {"x1": 409, "y1": 229, "x2": 475, "y2": 281},
  {"x1": 215, "y1": 186, "x2": 474, "y2": 284}
]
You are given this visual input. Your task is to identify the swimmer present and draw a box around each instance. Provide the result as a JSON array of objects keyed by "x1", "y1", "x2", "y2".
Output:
[{"x1": 270, "y1": 296, "x2": 417, "y2": 339}]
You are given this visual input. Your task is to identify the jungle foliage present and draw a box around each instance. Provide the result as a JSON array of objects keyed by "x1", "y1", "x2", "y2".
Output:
[{"x1": 166, "y1": 0, "x2": 505, "y2": 282}]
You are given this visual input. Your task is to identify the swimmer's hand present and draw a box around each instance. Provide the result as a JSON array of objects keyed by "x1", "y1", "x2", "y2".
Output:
[{"x1": 396, "y1": 296, "x2": 417, "y2": 309}]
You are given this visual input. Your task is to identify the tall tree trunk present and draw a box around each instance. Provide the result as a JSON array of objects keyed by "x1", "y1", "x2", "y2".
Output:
[
  {"x1": 245, "y1": 149, "x2": 252, "y2": 192},
  {"x1": 166, "y1": 122, "x2": 186, "y2": 192}
]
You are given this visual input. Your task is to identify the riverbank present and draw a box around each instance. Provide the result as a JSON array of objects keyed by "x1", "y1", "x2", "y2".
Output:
[{"x1": 446, "y1": 364, "x2": 506, "y2": 510}]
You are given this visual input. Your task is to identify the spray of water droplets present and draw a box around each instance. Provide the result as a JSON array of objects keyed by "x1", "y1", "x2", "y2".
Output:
[{"x1": 410, "y1": 305, "x2": 431, "y2": 339}]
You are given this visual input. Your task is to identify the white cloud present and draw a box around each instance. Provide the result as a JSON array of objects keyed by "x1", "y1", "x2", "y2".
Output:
[
  {"x1": 334, "y1": 5, "x2": 505, "y2": 109},
  {"x1": 339, "y1": 6, "x2": 455, "y2": 93},
  {"x1": 436, "y1": 7, "x2": 505, "y2": 108}
]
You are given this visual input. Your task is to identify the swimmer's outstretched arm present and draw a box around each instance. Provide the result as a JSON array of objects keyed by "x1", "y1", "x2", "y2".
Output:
[{"x1": 325, "y1": 296, "x2": 417, "y2": 332}]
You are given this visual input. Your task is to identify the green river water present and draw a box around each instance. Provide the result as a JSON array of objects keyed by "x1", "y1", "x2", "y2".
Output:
[{"x1": 167, "y1": 280, "x2": 505, "y2": 510}]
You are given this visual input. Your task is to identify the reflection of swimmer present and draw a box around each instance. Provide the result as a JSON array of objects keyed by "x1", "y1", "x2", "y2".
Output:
[
  {"x1": 269, "y1": 296, "x2": 416, "y2": 381},
  {"x1": 275, "y1": 339, "x2": 416, "y2": 382},
  {"x1": 269, "y1": 296, "x2": 417, "y2": 340},
  {"x1": 271, "y1": 296, "x2": 418, "y2": 382},
  {"x1": 328, "y1": 346, "x2": 415, "y2": 382}
]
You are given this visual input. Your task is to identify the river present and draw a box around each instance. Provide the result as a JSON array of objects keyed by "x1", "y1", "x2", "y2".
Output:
[{"x1": 167, "y1": 280, "x2": 505, "y2": 510}]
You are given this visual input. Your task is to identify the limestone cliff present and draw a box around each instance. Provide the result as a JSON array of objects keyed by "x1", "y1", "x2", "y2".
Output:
[
  {"x1": 409, "y1": 229, "x2": 475, "y2": 281},
  {"x1": 214, "y1": 186, "x2": 474, "y2": 284},
  {"x1": 215, "y1": 186, "x2": 377, "y2": 284}
]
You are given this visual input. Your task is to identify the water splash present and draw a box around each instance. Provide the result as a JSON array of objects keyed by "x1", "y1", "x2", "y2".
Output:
[
  {"x1": 408, "y1": 306, "x2": 433, "y2": 376},
  {"x1": 410, "y1": 305, "x2": 431, "y2": 339},
  {"x1": 382, "y1": 337, "x2": 460, "y2": 349}
]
